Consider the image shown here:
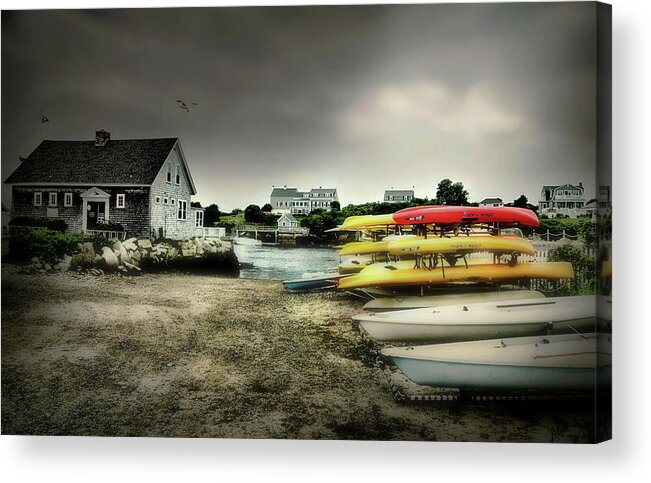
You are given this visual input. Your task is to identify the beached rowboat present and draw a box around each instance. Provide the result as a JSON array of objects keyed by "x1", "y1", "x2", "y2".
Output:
[
  {"x1": 354, "y1": 295, "x2": 596, "y2": 342},
  {"x1": 380, "y1": 333, "x2": 611, "y2": 390},
  {"x1": 362, "y1": 289, "x2": 545, "y2": 312}
]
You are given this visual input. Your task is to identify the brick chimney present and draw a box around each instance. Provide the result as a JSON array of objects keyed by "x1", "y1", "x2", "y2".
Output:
[{"x1": 95, "y1": 129, "x2": 111, "y2": 147}]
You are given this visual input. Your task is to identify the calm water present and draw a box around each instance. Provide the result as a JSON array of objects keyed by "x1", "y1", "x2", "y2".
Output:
[{"x1": 233, "y1": 244, "x2": 340, "y2": 280}]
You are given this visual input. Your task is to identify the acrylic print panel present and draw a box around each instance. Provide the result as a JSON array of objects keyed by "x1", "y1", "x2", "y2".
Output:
[{"x1": 0, "y1": 2, "x2": 611, "y2": 443}]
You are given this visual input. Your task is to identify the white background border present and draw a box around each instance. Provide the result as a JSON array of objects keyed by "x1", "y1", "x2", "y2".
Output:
[{"x1": 1, "y1": 0, "x2": 649, "y2": 480}]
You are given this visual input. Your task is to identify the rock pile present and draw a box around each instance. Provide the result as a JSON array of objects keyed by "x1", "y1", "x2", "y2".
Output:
[{"x1": 17, "y1": 237, "x2": 233, "y2": 276}]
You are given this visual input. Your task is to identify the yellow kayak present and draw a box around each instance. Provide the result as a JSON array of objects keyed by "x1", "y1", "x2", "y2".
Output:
[
  {"x1": 358, "y1": 258, "x2": 496, "y2": 275},
  {"x1": 338, "y1": 262, "x2": 574, "y2": 290},
  {"x1": 326, "y1": 214, "x2": 396, "y2": 232},
  {"x1": 387, "y1": 235, "x2": 536, "y2": 256}
]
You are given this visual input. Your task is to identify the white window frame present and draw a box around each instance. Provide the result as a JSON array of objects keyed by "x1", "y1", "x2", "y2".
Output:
[
  {"x1": 177, "y1": 199, "x2": 187, "y2": 220},
  {"x1": 116, "y1": 193, "x2": 126, "y2": 209},
  {"x1": 163, "y1": 197, "x2": 169, "y2": 205},
  {"x1": 48, "y1": 192, "x2": 58, "y2": 207},
  {"x1": 194, "y1": 210, "x2": 203, "y2": 228},
  {"x1": 64, "y1": 192, "x2": 73, "y2": 207},
  {"x1": 175, "y1": 165, "x2": 180, "y2": 185},
  {"x1": 155, "y1": 196, "x2": 161, "y2": 204},
  {"x1": 166, "y1": 161, "x2": 172, "y2": 183},
  {"x1": 171, "y1": 198, "x2": 176, "y2": 206},
  {"x1": 33, "y1": 192, "x2": 42, "y2": 207}
]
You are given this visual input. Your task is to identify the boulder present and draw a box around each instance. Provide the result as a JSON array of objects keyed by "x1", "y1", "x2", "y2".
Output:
[
  {"x1": 100, "y1": 246, "x2": 119, "y2": 271},
  {"x1": 137, "y1": 239, "x2": 153, "y2": 250},
  {"x1": 167, "y1": 247, "x2": 179, "y2": 260},
  {"x1": 131, "y1": 249, "x2": 142, "y2": 263},
  {"x1": 123, "y1": 239, "x2": 138, "y2": 251},
  {"x1": 82, "y1": 242, "x2": 95, "y2": 258},
  {"x1": 30, "y1": 256, "x2": 40, "y2": 264},
  {"x1": 123, "y1": 261, "x2": 142, "y2": 275},
  {"x1": 119, "y1": 244, "x2": 130, "y2": 264},
  {"x1": 57, "y1": 255, "x2": 72, "y2": 272}
]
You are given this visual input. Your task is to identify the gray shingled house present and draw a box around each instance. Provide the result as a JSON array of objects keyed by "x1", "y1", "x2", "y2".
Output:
[{"x1": 3, "y1": 130, "x2": 204, "y2": 240}]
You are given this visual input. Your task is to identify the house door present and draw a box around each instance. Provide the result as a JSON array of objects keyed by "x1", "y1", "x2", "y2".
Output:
[{"x1": 86, "y1": 201, "x2": 105, "y2": 229}]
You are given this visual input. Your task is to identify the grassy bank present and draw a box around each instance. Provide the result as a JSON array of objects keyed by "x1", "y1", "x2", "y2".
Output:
[{"x1": 1, "y1": 267, "x2": 600, "y2": 441}]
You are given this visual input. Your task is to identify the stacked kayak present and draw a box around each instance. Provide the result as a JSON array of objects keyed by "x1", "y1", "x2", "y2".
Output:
[{"x1": 338, "y1": 262, "x2": 573, "y2": 290}]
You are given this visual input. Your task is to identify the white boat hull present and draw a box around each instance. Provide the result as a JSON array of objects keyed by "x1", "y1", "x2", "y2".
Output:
[
  {"x1": 355, "y1": 296, "x2": 599, "y2": 342},
  {"x1": 381, "y1": 333, "x2": 611, "y2": 390},
  {"x1": 363, "y1": 290, "x2": 545, "y2": 312}
]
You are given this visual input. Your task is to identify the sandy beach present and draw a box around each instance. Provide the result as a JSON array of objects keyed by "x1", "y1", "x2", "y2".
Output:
[{"x1": 1, "y1": 266, "x2": 602, "y2": 442}]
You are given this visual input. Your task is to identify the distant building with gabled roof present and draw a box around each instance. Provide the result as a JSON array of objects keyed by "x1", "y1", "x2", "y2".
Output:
[
  {"x1": 478, "y1": 197, "x2": 504, "y2": 207},
  {"x1": 3, "y1": 130, "x2": 204, "y2": 239},
  {"x1": 383, "y1": 189, "x2": 414, "y2": 202},
  {"x1": 538, "y1": 182, "x2": 586, "y2": 218},
  {"x1": 270, "y1": 185, "x2": 339, "y2": 215}
]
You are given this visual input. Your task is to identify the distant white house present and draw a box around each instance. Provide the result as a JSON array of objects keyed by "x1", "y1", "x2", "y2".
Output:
[
  {"x1": 383, "y1": 189, "x2": 414, "y2": 203},
  {"x1": 270, "y1": 185, "x2": 339, "y2": 215},
  {"x1": 539, "y1": 182, "x2": 586, "y2": 218},
  {"x1": 277, "y1": 213, "x2": 298, "y2": 228},
  {"x1": 478, "y1": 197, "x2": 504, "y2": 207}
]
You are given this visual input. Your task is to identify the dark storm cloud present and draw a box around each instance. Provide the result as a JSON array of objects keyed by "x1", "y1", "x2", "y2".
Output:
[{"x1": 2, "y1": 3, "x2": 598, "y2": 210}]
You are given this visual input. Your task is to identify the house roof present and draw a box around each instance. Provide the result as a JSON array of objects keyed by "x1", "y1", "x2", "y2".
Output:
[
  {"x1": 4, "y1": 138, "x2": 179, "y2": 186},
  {"x1": 310, "y1": 188, "x2": 336, "y2": 195},
  {"x1": 542, "y1": 184, "x2": 583, "y2": 191},
  {"x1": 271, "y1": 187, "x2": 300, "y2": 198},
  {"x1": 385, "y1": 189, "x2": 414, "y2": 196},
  {"x1": 279, "y1": 213, "x2": 297, "y2": 223},
  {"x1": 479, "y1": 197, "x2": 503, "y2": 204}
]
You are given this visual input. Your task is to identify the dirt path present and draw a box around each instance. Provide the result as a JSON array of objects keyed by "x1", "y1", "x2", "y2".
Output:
[{"x1": 1, "y1": 267, "x2": 599, "y2": 441}]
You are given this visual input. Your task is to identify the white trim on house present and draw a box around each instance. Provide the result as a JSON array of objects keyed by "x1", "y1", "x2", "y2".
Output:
[
  {"x1": 48, "y1": 192, "x2": 58, "y2": 207},
  {"x1": 177, "y1": 199, "x2": 188, "y2": 220},
  {"x1": 33, "y1": 192, "x2": 42, "y2": 207},
  {"x1": 79, "y1": 187, "x2": 110, "y2": 232},
  {"x1": 64, "y1": 192, "x2": 73, "y2": 207},
  {"x1": 194, "y1": 210, "x2": 204, "y2": 228},
  {"x1": 175, "y1": 164, "x2": 181, "y2": 185},
  {"x1": 116, "y1": 193, "x2": 126, "y2": 209},
  {"x1": 166, "y1": 161, "x2": 172, "y2": 183}
]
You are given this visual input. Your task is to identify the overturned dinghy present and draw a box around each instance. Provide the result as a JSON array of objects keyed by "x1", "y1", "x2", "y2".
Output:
[
  {"x1": 381, "y1": 333, "x2": 611, "y2": 390},
  {"x1": 355, "y1": 295, "x2": 596, "y2": 342}
]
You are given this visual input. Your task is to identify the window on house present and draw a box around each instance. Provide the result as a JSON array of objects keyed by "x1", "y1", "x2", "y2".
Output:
[
  {"x1": 175, "y1": 165, "x2": 180, "y2": 185},
  {"x1": 171, "y1": 198, "x2": 176, "y2": 206},
  {"x1": 33, "y1": 192, "x2": 42, "y2": 207},
  {"x1": 178, "y1": 200, "x2": 187, "y2": 220},
  {"x1": 48, "y1": 193, "x2": 58, "y2": 207},
  {"x1": 195, "y1": 210, "x2": 203, "y2": 228},
  {"x1": 155, "y1": 196, "x2": 161, "y2": 204},
  {"x1": 163, "y1": 197, "x2": 168, "y2": 205},
  {"x1": 64, "y1": 193, "x2": 73, "y2": 207},
  {"x1": 116, "y1": 194, "x2": 126, "y2": 209},
  {"x1": 166, "y1": 162, "x2": 172, "y2": 183}
]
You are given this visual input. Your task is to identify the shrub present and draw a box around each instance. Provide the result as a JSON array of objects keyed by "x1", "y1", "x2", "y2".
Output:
[
  {"x1": 547, "y1": 243, "x2": 596, "y2": 295},
  {"x1": 8, "y1": 230, "x2": 111, "y2": 264},
  {"x1": 8, "y1": 216, "x2": 68, "y2": 232}
]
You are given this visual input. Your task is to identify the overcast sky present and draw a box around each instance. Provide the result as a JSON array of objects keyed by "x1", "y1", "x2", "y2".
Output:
[{"x1": 2, "y1": 3, "x2": 599, "y2": 211}]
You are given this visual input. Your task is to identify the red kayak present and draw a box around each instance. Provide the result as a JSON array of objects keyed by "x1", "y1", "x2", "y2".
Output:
[{"x1": 392, "y1": 205, "x2": 539, "y2": 227}]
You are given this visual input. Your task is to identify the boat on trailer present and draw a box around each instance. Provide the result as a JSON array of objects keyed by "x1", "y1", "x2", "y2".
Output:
[{"x1": 380, "y1": 332, "x2": 611, "y2": 390}]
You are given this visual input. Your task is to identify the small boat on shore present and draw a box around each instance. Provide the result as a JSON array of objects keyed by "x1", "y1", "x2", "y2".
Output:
[
  {"x1": 282, "y1": 272, "x2": 349, "y2": 291},
  {"x1": 380, "y1": 333, "x2": 611, "y2": 390},
  {"x1": 233, "y1": 237, "x2": 262, "y2": 246},
  {"x1": 354, "y1": 295, "x2": 597, "y2": 342},
  {"x1": 363, "y1": 289, "x2": 545, "y2": 312}
]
